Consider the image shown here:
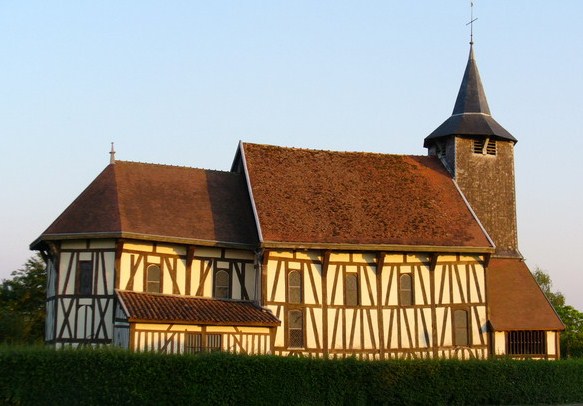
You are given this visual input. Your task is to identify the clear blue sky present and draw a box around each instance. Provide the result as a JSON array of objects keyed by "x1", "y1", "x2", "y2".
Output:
[{"x1": 1, "y1": 1, "x2": 582, "y2": 310}]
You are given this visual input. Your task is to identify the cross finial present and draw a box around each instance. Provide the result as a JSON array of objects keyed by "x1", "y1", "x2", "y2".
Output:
[
  {"x1": 109, "y1": 142, "x2": 116, "y2": 164},
  {"x1": 466, "y1": 1, "x2": 478, "y2": 45}
]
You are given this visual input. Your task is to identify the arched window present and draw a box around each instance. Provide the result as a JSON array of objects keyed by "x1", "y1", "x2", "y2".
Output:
[
  {"x1": 288, "y1": 271, "x2": 302, "y2": 304},
  {"x1": 454, "y1": 309, "x2": 469, "y2": 346},
  {"x1": 399, "y1": 273, "x2": 413, "y2": 306},
  {"x1": 146, "y1": 264, "x2": 161, "y2": 293},
  {"x1": 345, "y1": 273, "x2": 359, "y2": 306},
  {"x1": 214, "y1": 269, "x2": 230, "y2": 299},
  {"x1": 288, "y1": 310, "x2": 304, "y2": 348}
]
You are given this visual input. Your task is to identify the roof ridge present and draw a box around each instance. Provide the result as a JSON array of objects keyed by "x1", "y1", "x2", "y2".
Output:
[
  {"x1": 116, "y1": 160, "x2": 237, "y2": 175},
  {"x1": 242, "y1": 142, "x2": 429, "y2": 158}
]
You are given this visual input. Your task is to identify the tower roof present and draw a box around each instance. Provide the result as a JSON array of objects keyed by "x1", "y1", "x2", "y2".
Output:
[{"x1": 424, "y1": 45, "x2": 517, "y2": 147}]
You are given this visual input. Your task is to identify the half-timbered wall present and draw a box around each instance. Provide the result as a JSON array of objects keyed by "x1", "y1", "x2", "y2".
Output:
[
  {"x1": 121, "y1": 323, "x2": 273, "y2": 355},
  {"x1": 49, "y1": 239, "x2": 259, "y2": 348},
  {"x1": 51, "y1": 240, "x2": 116, "y2": 347},
  {"x1": 45, "y1": 257, "x2": 58, "y2": 342},
  {"x1": 119, "y1": 242, "x2": 257, "y2": 300},
  {"x1": 264, "y1": 250, "x2": 488, "y2": 359}
]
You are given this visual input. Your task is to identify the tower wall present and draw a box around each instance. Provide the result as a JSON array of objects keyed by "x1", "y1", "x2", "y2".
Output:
[{"x1": 453, "y1": 137, "x2": 519, "y2": 257}]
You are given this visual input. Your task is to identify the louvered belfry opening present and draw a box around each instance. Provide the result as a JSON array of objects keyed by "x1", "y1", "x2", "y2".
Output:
[{"x1": 472, "y1": 138, "x2": 496, "y2": 156}]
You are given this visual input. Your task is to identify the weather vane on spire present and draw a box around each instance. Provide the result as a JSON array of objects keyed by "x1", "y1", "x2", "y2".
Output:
[
  {"x1": 110, "y1": 142, "x2": 116, "y2": 164},
  {"x1": 466, "y1": 1, "x2": 477, "y2": 45}
]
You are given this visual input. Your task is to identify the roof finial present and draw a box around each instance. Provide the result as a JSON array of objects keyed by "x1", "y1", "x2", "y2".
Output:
[
  {"x1": 466, "y1": 1, "x2": 477, "y2": 45},
  {"x1": 109, "y1": 142, "x2": 116, "y2": 164}
]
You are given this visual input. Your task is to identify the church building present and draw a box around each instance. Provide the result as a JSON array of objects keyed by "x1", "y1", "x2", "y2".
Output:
[{"x1": 31, "y1": 43, "x2": 564, "y2": 359}]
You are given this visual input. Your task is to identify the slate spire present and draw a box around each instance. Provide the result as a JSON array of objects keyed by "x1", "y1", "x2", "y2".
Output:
[
  {"x1": 452, "y1": 44, "x2": 491, "y2": 116},
  {"x1": 424, "y1": 45, "x2": 516, "y2": 147}
]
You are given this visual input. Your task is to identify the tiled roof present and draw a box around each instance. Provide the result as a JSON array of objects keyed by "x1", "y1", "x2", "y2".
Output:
[
  {"x1": 31, "y1": 161, "x2": 258, "y2": 248},
  {"x1": 116, "y1": 290, "x2": 280, "y2": 327},
  {"x1": 487, "y1": 258, "x2": 564, "y2": 331},
  {"x1": 241, "y1": 143, "x2": 493, "y2": 250}
]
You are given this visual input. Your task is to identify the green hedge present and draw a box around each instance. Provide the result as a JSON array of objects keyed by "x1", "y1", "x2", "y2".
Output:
[{"x1": 1, "y1": 346, "x2": 583, "y2": 405}]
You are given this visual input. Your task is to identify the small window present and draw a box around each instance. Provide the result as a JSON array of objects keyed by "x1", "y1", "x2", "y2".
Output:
[
  {"x1": 454, "y1": 309, "x2": 469, "y2": 346},
  {"x1": 399, "y1": 274, "x2": 413, "y2": 306},
  {"x1": 345, "y1": 274, "x2": 359, "y2": 306},
  {"x1": 146, "y1": 264, "x2": 161, "y2": 293},
  {"x1": 76, "y1": 260, "x2": 93, "y2": 295},
  {"x1": 472, "y1": 138, "x2": 496, "y2": 156},
  {"x1": 288, "y1": 310, "x2": 304, "y2": 349},
  {"x1": 185, "y1": 333, "x2": 223, "y2": 353},
  {"x1": 507, "y1": 331, "x2": 546, "y2": 355},
  {"x1": 288, "y1": 271, "x2": 302, "y2": 304},
  {"x1": 214, "y1": 269, "x2": 230, "y2": 299}
]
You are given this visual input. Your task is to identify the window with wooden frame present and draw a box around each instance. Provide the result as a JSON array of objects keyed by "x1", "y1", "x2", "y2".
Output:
[
  {"x1": 506, "y1": 331, "x2": 546, "y2": 356},
  {"x1": 472, "y1": 138, "x2": 496, "y2": 156},
  {"x1": 146, "y1": 264, "x2": 161, "y2": 293},
  {"x1": 344, "y1": 273, "x2": 359, "y2": 306},
  {"x1": 288, "y1": 270, "x2": 302, "y2": 304},
  {"x1": 185, "y1": 333, "x2": 223, "y2": 354},
  {"x1": 399, "y1": 273, "x2": 413, "y2": 306},
  {"x1": 76, "y1": 260, "x2": 93, "y2": 295},
  {"x1": 453, "y1": 309, "x2": 470, "y2": 346},
  {"x1": 213, "y1": 269, "x2": 231, "y2": 299},
  {"x1": 288, "y1": 310, "x2": 304, "y2": 349}
]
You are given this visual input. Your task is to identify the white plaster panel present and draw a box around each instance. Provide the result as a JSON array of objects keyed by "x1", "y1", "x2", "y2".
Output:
[
  {"x1": 406, "y1": 254, "x2": 430, "y2": 264},
  {"x1": 156, "y1": 244, "x2": 185, "y2": 256},
  {"x1": 360, "y1": 266, "x2": 376, "y2": 306},
  {"x1": 273, "y1": 306, "x2": 284, "y2": 347},
  {"x1": 306, "y1": 264, "x2": 323, "y2": 305},
  {"x1": 78, "y1": 252, "x2": 92, "y2": 261},
  {"x1": 125, "y1": 242, "x2": 155, "y2": 252},
  {"x1": 224, "y1": 249, "x2": 254, "y2": 260},
  {"x1": 59, "y1": 252, "x2": 73, "y2": 294},
  {"x1": 438, "y1": 255, "x2": 458, "y2": 262},
  {"x1": 458, "y1": 265, "x2": 468, "y2": 302},
  {"x1": 494, "y1": 331, "x2": 506, "y2": 355},
  {"x1": 330, "y1": 252, "x2": 350, "y2": 262},
  {"x1": 547, "y1": 331, "x2": 556, "y2": 355},
  {"x1": 295, "y1": 251, "x2": 320, "y2": 262},
  {"x1": 89, "y1": 239, "x2": 116, "y2": 249},
  {"x1": 418, "y1": 308, "x2": 433, "y2": 347},
  {"x1": 307, "y1": 308, "x2": 322, "y2": 349},
  {"x1": 459, "y1": 254, "x2": 481, "y2": 263},
  {"x1": 271, "y1": 251, "x2": 294, "y2": 259},
  {"x1": 61, "y1": 241, "x2": 86, "y2": 249},
  {"x1": 216, "y1": 261, "x2": 231, "y2": 270},
  {"x1": 244, "y1": 263, "x2": 257, "y2": 300},
  {"x1": 195, "y1": 247, "x2": 222, "y2": 258},
  {"x1": 384, "y1": 254, "x2": 405, "y2": 264}
]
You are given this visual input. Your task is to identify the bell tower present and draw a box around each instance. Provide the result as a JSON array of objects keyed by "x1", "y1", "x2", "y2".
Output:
[{"x1": 424, "y1": 44, "x2": 520, "y2": 258}]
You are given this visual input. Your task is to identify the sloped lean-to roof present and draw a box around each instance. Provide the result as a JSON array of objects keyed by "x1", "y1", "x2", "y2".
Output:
[
  {"x1": 487, "y1": 258, "x2": 564, "y2": 331},
  {"x1": 116, "y1": 290, "x2": 280, "y2": 327},
  {"x1": 239, "y1": 142, "x2": 494, "y2": 252},
  {"x1": 30, "y1": 161, "x2": 258, "y2": 250}
]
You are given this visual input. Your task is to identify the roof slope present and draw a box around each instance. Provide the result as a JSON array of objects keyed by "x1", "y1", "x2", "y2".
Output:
[
  {"x1": 117, "y1": 290, "x2": 280, "y2": 327},
  {"x1": 32, "y1": 161, "x2": 258, "y2": 247},
  {"x1": 487, "y1": 258, "x2": 564, "y2": 331},
  {"x1": 241, "y1": 143, "x2": 493, "y2": 250},
  {"x1": 425, "y1": 46, "x2": 516, "y2": 146}
]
